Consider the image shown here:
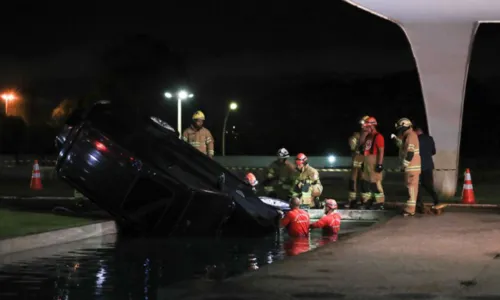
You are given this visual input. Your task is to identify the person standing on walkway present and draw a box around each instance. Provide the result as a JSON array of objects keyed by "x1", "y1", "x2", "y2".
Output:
[
  {"x1": 346, "y1": 116, "x2": 369, "y2": 208},
  {"x1": 395, "y1": 118, "x2": 421, "y2": 217},
  {"x1": 360, "y1": 117, "x2": 386, "y2": 209},
  {"x1": 414, "y1": 127, "x2": 440, "y2": 212}
]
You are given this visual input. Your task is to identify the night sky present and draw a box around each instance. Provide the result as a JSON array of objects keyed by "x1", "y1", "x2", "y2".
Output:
[{"x1": 1, "y1": 1, "x2": 500, "y2": 157}]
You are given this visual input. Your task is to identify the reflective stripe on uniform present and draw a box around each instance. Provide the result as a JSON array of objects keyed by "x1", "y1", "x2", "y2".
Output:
[
  {"x1": 352, "y1": 161, "x2": 363, "y2": 168},
  {"x1": 406, "y1": 166, "x2": 421, "y2": 171},
  {"x1": 361, "y1": 192, "x2": 371, "y2": 201}
]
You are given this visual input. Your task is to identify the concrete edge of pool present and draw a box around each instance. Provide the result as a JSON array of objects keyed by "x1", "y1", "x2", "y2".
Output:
[
  {"x1": 0, "y1": 220, "x2": 117, "y2": 257},
  {"x1": 0, "y1": 209, "x2": 394, "y2": 258}
]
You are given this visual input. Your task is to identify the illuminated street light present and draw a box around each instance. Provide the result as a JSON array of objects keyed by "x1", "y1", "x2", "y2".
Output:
[
  {"x1": 327, "y1": 155, "x2": 336, "y2": 164},
  {"x1": 1, "y1": 93, "x2": 16, "y2": 115},
  {"x1": 164, "y1": 89, "x2": 194, "y2": 137},
  {"x1": 222, "y1": 101, "x2": 239, "y2": 156}
]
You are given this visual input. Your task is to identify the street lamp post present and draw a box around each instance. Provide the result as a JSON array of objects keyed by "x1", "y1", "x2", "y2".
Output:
[
  {"x1": 164, "y1": 90, "x2": 194, "y2": 137},
  {"x1": 222, "y1": 102, "x2": 238, "y2": 156},
  {"x1": 1, "y1": 93, "x2": 16, "y2": 115}
]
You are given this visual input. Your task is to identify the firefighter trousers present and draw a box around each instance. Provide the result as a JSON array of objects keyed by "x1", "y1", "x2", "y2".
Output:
[
  {"x1": 360, "y1": 155, "x2": 385, "y2": 204},
  {"x1": 348, "y1": 166, "x2": 362, "y2": 201},
  {"x1": 404, "y1": 171, "x2": 420, "y2": 214},
  {"x1": 349, "y1": 154, "x2": 364, "y2": 202}
]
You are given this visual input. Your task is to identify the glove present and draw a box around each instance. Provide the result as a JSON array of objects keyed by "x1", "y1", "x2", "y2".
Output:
[
  {"x1": 375, "y1": 164, "x2": 383, "y2": 173},
  {"x1": 391, "y1": 133, "x2": 396, "y2": 139}
]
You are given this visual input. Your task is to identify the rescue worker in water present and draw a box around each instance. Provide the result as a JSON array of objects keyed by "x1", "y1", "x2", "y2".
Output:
[
  {"x1": 309, "y1": 199, "x2": 342, "y2": 237},
  {"x1": 263, "y1": 148, "x2": 297, "y2": 199},
  {"x1": 279, "y1": 197, "x2": 311, "y2": 256},
  {"x1": 182, "y1": 110, "x2": 215, "y2": 158},
  {"x1": 280, "y1": 197, "x2": 310, "y2": 237},
  {"x1": 291, "y1": 153, "x2": 323, "y2": 208}
]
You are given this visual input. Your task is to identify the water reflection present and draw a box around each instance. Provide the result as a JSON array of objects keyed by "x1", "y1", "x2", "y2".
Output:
[{"x1": 0, "y1": 222, "x2": 374, "y2": 300}]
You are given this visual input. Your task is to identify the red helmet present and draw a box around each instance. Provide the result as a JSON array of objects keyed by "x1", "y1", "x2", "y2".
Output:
[
  {"x1": 244, "y1": 172, "x2": 258, "y2": 187},
  {"x1": 295, "y1": 153, "x2": 308, "y2": 167},
  {"x1": 325, "y1": 199, "x2": 338, "y2": 209},
  {"x1": 363, "y1": 117, "x2": 377, "y2": 127}
]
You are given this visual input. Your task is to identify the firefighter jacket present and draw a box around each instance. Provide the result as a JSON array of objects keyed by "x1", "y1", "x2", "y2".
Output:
[
  {"x1": 399, "y1": 130, "x2": 421, "y2": 172},
  {"x1": 291, "y1": 165, "x2": 323, "y2": 199},
  {"x1": 264, "y1": 160, "x2": 297, "y2": 192},
  {"x1": 182, "y1": 126, "x2": 215, "y2": 157},
  {"x1": 348, "y1": 131, "x2": 365, "y2": 168}
]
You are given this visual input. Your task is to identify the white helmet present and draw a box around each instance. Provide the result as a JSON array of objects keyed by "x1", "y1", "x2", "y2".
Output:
[{"x1": 277, "y1": 148, "x2": 290, "y2": 158}]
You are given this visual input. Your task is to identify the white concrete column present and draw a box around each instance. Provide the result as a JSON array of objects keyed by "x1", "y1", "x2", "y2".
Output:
[{"x1": 402, "y1": 22, "x2": 478, "y2": 196}]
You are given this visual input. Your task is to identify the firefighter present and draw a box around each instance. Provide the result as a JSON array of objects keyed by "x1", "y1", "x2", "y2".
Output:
[
  {"x1": 291, "y1": 153, "x2": 323, "y2": 208},
  {"x1": 280, "y1": 197, "x2": 310, "y2": 237},
  {"x1": 395, "y1": 118, "x2": 421, "y2": 216},
  {"x1": 244, "y1": 172, "x2": 259, "y2": 194},
  {"x1": 360, "y1": 117, "x2": 385, "y2": 209},
  {"x1": 346, "y1": 115, "x2": 370, "y2": 208},
  {"x1": 310, "y1": 199, "x2": 341, "y2": 237},
  {"x1": 263, "y1": 148, "x2": 297, "y2": 200},
  {"x1": 182, "y1": 111, "x2": 215, "y2": 158}
]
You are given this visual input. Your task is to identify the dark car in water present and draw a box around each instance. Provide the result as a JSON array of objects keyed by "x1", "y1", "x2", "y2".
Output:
[{"x1": 55, "y1": 101, "x2": 280, "y2": 237}]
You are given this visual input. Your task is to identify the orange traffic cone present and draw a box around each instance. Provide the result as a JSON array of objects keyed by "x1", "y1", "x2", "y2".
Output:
[
  {"x1": 30, "y1": 160, "x2": 43, "y2": 190},
  {"x1": 461, "y1": 168, "x2": 475, "y2": 204}
]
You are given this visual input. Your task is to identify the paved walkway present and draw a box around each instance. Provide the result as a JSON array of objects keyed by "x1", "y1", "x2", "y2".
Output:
[{"x1": 166, "y1": 212, "x2": 500, "y2": 300}]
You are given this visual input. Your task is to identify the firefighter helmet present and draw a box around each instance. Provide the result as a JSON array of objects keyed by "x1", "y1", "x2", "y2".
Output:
[
  {"x1": 295, "y1": 153, "x2": 308, "y2": 167},
  {"x1": 395, "y1": 117, "x2": 413, "y2": 129},
  {"x1": 395, "y1": 117, "x2": 413, "y2": 135},
  {"x1": 325, "y1": 199, "x2": 338, "y2": 210},
  {"x1": 359, "y1": 115, "x2": 370, "y2": 126},
  {"x1": 277, "y1": 148, "x2": 290, "y2": 158},
  {"x1": 363, "y1": 116, "x2": 377, "y2": 127},
  {"x1": 244, "y1": 172, "x2": 258, "y2": 187},
  {"x1": 192, "y1": 110, "x2": 205, "y2": 120}
]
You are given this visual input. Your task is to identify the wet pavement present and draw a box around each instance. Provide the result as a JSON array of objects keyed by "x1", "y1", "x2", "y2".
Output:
[{"x1": 0, "y1": 221, "x2": 375, "y2": 300}]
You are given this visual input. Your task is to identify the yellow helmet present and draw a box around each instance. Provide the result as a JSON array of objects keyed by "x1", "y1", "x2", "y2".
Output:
[
  {"x1": 395, "y1": 117, "x2": 412, "y2": 130},
  {"x1": 192, "y1": 110, "x2": 205, "y2": 120}
]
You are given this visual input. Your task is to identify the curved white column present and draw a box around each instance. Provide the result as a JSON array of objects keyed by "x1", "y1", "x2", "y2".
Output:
[
  {"x1": 343, "y1": 0, "x2": 500, "y2": 197},
  {"x1": 403, "y1": 23, "x2": 477, "y2": 196}
]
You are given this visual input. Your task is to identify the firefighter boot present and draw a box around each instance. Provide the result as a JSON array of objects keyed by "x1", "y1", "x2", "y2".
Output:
[{"x1": 313, "y1": 197, "x2": 324, "y2": 209}]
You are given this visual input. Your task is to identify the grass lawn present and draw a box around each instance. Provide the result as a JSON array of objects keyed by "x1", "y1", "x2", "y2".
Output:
[{"x1": 0, "y1": 209, "x2": 94, "y2": 240}]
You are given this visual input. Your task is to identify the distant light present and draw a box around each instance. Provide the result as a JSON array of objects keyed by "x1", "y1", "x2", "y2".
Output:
[
  {"x1": 229, "y1": 102, "x2": 238, "y2": 110},
  {"x1": 164, "y1": 92, "x2": 173, "y2": 99},
  {"x1": 95, "y1": 141, "x2": 107, "y2": 152},
  {"x1": 188, "y1": 93, "x2": 194, "y2": 98},
  {"x1": 327, "y1": 155, "x2": 336, "y2": 164},
  {"x1": 178, "y1": 90, "x2": 189, "y2": 100},
  {"x1": 233, "y1": 126, "x2": 235, "y2": 129}
]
